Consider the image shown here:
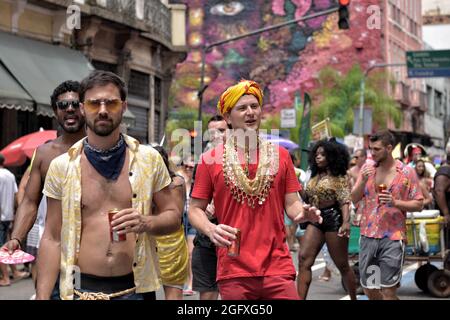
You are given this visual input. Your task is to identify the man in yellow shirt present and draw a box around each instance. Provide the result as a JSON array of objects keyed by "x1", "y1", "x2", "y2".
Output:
[{"x1": 37, "y1": 71, "x2": 180, "y2": 300}]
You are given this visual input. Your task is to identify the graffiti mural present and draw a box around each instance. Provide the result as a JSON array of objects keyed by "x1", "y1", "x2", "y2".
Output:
[{"x1": 170, "y1": 0, "x2": 382, "y2": 115}]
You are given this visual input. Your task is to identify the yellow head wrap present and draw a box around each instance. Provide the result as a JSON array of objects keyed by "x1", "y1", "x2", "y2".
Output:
[{"x1": 217, "y1": 80, "x2": 263, "y2": 115}]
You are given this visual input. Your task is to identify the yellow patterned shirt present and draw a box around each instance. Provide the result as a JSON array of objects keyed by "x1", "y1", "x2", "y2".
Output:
[{"x1": 43, "y1": 134, "x2": 171, "y2": 300}]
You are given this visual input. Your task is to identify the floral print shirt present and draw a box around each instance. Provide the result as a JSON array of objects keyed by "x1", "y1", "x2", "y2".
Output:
[{"x1": 357, "y1": 160, "x2": 423, "y2": 241}]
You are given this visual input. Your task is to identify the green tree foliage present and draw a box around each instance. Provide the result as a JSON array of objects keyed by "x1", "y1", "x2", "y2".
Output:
[{"x1": 312, "y1": 64, "x2": 402, "y2": 138}]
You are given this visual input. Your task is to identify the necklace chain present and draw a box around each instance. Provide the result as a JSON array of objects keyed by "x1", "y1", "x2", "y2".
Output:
[
  {"x1": 84, "y1": 134, "x2": 124, "y2": 154},
  {"x1": 223, "y1": 137, "x2": 277, "y2": 208}
]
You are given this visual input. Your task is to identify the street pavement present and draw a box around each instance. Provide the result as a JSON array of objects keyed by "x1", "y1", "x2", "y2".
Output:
[{"x1": 0, "y1": 250, "x2": 448, "y2": 300}]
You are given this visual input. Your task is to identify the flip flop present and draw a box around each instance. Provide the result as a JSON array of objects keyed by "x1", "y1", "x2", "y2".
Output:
[
  {"x1": 318, "y1": 275, "x2": 330, "y2": 282},
  {"x1": 0, "y1": 249, "x2": 35, "y2": 265},
  {"x1": 183, "y1": 289, "x2": 195, "y2": 296},
  {"x1": 12, "y1": 271, "x2": 30, "y2": 281},
  {"x1": 0, "y1": 281, "x2": 11, "y2": 287}
]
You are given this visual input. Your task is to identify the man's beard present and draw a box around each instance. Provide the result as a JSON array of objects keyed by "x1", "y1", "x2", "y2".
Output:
[
  {"x1": 87, "y1": 117, "x2": 120, "y2": 136},
  {"x1": 377, "y1": 151, "x2": 388, "y2": 164}
]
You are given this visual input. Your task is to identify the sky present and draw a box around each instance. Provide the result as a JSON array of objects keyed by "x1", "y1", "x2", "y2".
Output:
[{"x1": 423, "y1": 25, "x2": 450, "y2": 49}]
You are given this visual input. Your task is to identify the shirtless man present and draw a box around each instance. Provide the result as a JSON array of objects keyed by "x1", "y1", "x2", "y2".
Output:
[
  {"x1": 36, "y1": 71, "x2": 180, "y2": 300},
  {"x1": 2, "y1": 81, "x2": 85, "y2": 270}
]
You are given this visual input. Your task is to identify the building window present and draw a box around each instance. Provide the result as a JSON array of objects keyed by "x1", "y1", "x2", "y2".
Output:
[
  {"x1": 154, "y1": 109, "x2": 160, "y2": 142},
  {"x1": 435, "y1": 91, "x2": 443, "y2": 118},
  {"x1": 396, "y1": 8, "x2": 401, "y2": 23},
  {"x1": 92, "y1": 60, "x2": 117, "y2": 73},
  {"x1": 129, "y1": 70, "x2": 150, "y2": 99},
  {"x1": 155, "y1": 77, "x2": 162, "y2": 106},
  {"x1": 128, "y1": 70, "x2": 150, "y2": 144},
  {"x1": 127, "y1": 105, "x2": 149, "y2": 144}
]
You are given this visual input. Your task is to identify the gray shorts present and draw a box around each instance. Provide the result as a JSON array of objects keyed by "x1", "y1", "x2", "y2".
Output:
[{"x1": 359, "y1": 236, "x2": 405, "y2": 289}]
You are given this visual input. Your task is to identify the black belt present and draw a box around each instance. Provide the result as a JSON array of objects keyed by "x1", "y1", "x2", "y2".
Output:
[{"x1": 79, "y1": 272, "x2": 135, "y2": 293}]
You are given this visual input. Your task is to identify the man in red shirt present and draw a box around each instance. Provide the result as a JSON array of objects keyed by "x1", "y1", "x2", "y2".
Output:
[{"x1": 189, "y1": 80, "x2": 322, "y2": 300}]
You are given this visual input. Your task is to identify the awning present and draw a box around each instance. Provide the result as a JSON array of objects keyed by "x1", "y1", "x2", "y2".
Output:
[
  {"x1": 0, "y1": 62, "x2": 34, "y2": 112},
  {"x1": 0, "y1": 31, "x2": 94, "y2": 117}
]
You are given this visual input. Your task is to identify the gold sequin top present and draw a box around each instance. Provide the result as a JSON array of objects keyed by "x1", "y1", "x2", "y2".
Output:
[{"x1": 305, "y1": 174, "x2": 351, "y2": 208}]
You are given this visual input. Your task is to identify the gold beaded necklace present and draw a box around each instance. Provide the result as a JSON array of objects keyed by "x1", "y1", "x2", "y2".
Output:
[{"x1": 223, "y1": 136, "x2": 278, "y2": 208}]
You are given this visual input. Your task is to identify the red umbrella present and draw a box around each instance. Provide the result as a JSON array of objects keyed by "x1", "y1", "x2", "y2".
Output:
[{"x1": 0, "y1": 129, "x2": 57, "y2": 167}]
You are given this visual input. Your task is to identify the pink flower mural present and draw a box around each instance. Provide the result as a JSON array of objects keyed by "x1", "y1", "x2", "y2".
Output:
[{"x1": 170, "y1": 0, "x2": 383, "y2": 115}]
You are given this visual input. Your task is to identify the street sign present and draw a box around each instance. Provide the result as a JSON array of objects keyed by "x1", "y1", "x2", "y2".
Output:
[
  {"x1": 281, "y1": 108, "x2": 297, "y2": 128},
  {"x1": 352, "y1": 108, "x2": 372, "y2": 135},
  {"x1": 406, "y1": 50, "x2": 450, "y2": 78}
]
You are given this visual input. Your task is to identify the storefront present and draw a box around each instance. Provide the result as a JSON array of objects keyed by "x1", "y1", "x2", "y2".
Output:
[{"x1": 0, "y1": 30, "x2": 92, "y2": 150}]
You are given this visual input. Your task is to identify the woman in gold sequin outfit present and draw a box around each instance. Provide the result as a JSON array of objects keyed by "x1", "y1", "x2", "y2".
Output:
[
  {"x1": 151, "y1": 145, "x2": 189, "y2": 300},
  {"x1": 297, "y1": 138, "x2": 357, "y2": 300}
]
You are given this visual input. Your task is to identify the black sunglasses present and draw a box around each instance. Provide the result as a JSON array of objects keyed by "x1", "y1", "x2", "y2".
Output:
[{"x1": 56, "y1": 100, "x2": 80, "y2": 110}]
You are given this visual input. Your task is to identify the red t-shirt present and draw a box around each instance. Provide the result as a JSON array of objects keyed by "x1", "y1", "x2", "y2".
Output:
[{"x1": 192, "y1": 144, "x2": 301, "y2": 281}]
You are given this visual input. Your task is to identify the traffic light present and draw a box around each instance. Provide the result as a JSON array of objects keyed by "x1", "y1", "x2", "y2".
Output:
[{"x1": 338, "y1": 0, "x2": 350, "y2": 30}]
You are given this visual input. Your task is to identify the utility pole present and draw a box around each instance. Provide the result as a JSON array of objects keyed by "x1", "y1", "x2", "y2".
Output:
[
  {"x1": 197, "y1": 6, "x2": 341, "y2": 121},
  {"x1": 358, "y1": 62, "x2": 406, "y2": 137}
]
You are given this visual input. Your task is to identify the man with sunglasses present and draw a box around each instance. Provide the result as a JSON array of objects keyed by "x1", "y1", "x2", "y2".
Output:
[
  {"x1": 37, "y1": 71, "x2": 180, "y2": 300},
  {"x1": 2, "y1": 81, "x2": 86, "y2": 293}
]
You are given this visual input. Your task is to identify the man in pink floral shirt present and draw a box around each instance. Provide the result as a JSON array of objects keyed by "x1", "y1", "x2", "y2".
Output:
[{"x1": 352, "y1": 130, "x2": 423, "y2": 300}]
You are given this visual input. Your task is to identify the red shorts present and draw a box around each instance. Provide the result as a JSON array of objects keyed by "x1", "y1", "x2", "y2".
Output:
[{"x1": 218, "y1": 275, "x2": 299, "y2": 300}]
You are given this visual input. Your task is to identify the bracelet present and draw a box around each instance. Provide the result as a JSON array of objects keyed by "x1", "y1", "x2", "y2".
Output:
[{"x1": 11, "y1": 238, "x2": 22, "y2": 249}]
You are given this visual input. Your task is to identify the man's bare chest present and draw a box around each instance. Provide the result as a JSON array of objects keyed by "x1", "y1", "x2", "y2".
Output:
[
  {"x1": 79, "y1": 155, "x2": 132, "y2": 211},
  {"x1": 375, "y1": 167, "x2": 398, "y2": 188}
]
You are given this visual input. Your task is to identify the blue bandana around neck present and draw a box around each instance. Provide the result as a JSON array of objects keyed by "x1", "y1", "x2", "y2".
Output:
[{"x1": 83, "y1": 134, "x2": 127, "y2": 181}]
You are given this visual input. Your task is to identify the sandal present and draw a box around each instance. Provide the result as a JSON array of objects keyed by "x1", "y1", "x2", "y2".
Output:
[
  {"x1": 0, "y1": 280, "x2": 11, "y2": 287},
  {"x1": 183, "y1": 289, "x2": 195, "y2": 296},
  {"x1": 12, "y1": 271, "x2": 30, "y2": 281},
  {"x1": 318, "y1": 275, "x2": 330, "y2": 282}
]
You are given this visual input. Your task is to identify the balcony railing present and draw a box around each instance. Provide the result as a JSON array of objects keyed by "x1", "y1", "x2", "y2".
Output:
[
  {"x1": 410, "y1": 90, "x2": 428, "y2": 111},
  {"x1": 93, "y1": 0, "x2": 171, "y2": 44},
  {"x1": 394, "y1": 82, "x2": 410, "y2": 105},
  {"x1": 402, "y1": 83, "x2": 410, "y2": 105}
]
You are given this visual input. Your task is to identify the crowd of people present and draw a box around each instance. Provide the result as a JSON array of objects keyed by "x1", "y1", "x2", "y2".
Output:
[{"x1": 0, "y1": 74, "x2": 449, "y2": 300}]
